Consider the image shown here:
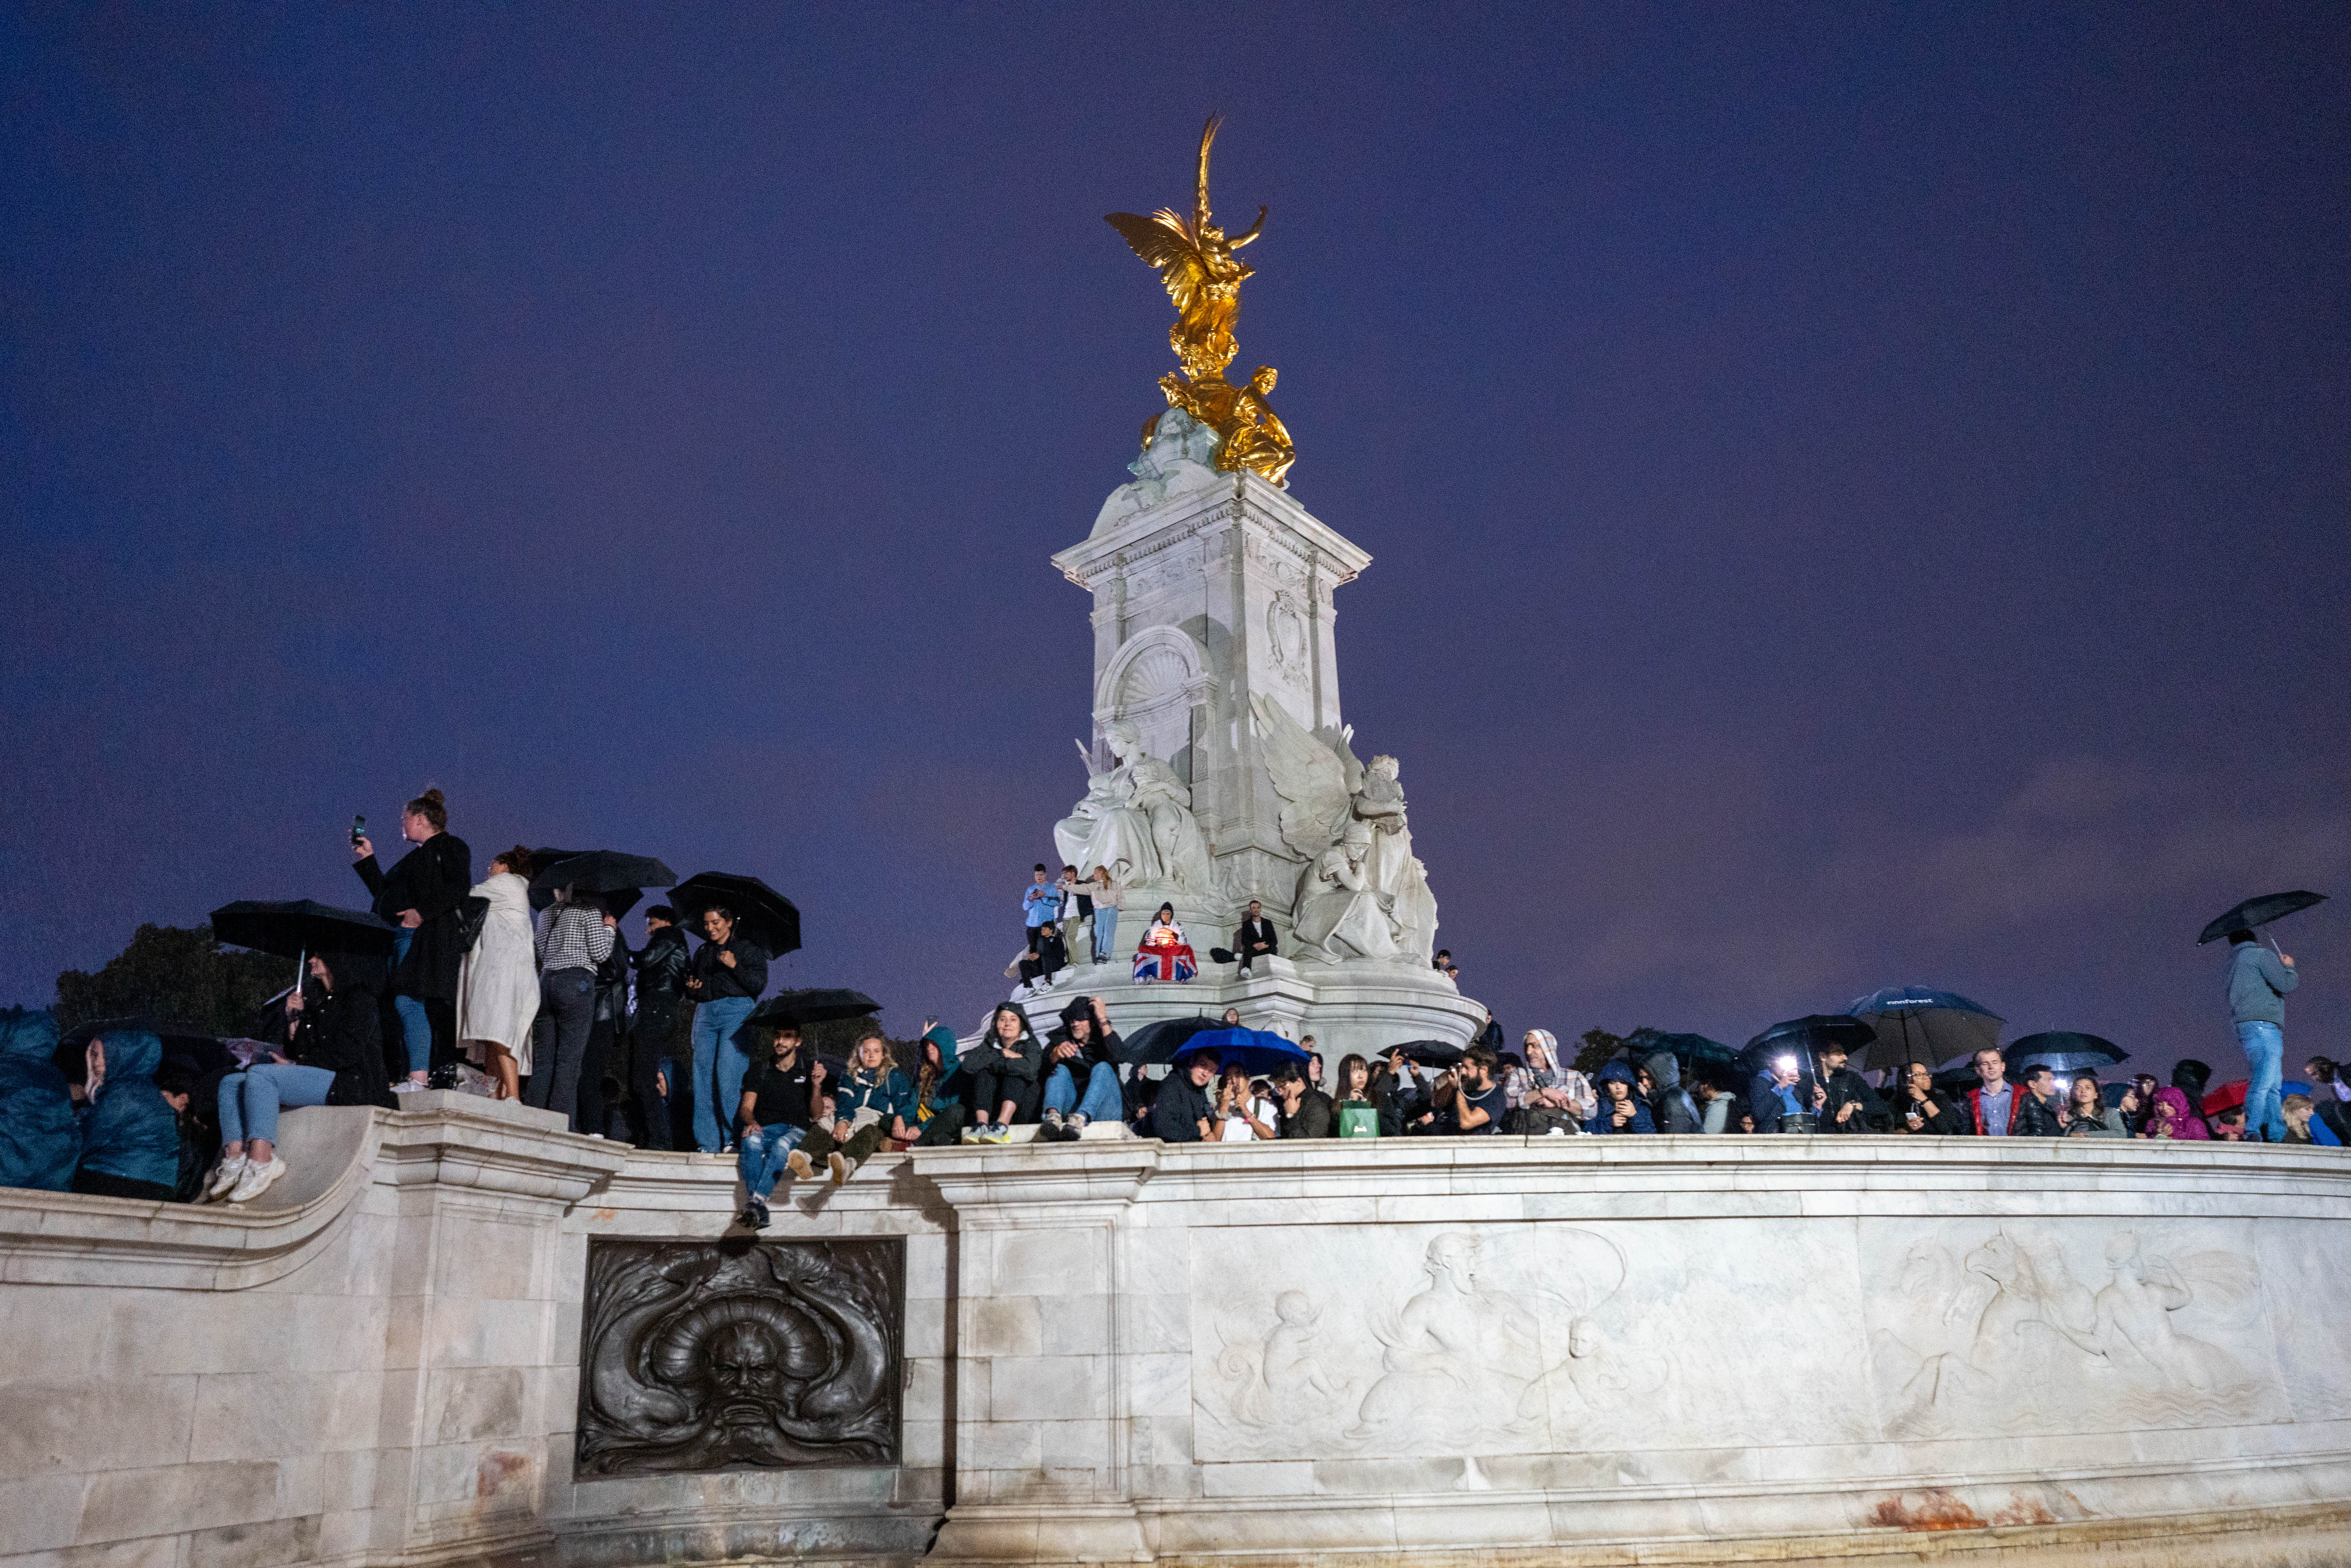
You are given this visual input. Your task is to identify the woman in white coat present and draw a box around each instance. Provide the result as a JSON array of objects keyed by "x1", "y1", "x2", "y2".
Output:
[{"x1": 456, "y1": 847, "x2": 540, "y2": 1098}]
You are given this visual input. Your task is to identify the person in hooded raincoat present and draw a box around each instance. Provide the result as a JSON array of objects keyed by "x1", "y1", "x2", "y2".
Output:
[
  {"x1": 909, "y1": 1023, "x2": 968, "y2": 1146},
  {"x1": 0, "y1": 1008, "x2": 78, "y2": 1192},
  {"x1": 1584, "y1": 1060, "x2": 1655, "y2": 1134},
  {"x1": 73, "y1": 1029, "x2": 184, "y2": 1201},
  {"x1": 1638, "y1": 1044, "x2": 1703, "y2": 1134}
]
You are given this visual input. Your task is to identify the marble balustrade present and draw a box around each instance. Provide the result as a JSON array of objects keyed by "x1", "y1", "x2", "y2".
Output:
[{"x1": 4, "y1": 1094, "x2": 2349, "y2": 1568}]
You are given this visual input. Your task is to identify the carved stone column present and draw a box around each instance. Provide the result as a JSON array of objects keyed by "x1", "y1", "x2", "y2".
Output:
[{"x1": 921, "y1": 1146, "x2": 1160, "y2": 1564}]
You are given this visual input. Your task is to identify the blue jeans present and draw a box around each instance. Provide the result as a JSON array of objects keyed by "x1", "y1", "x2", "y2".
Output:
[
  {"x1": 1092, "y1": 907, "x2": 1118, "y2": 964},
  {"x1": 737, "y1": 1122, "x2": 806, "y2": 1199},
  {"x1": 1044, "y1": 1060, "x2": 1124, "y2": 1123},
  {"x1": 390, "y1": 929, "x2": 431, "y2": 1074},
  {"x1": 218, "y1": 1064, "x2": 337, "y2": 1145},
  {"x1": 2238, "y1": 1020, "x2": 2286, "y2": 1142},
  {"x1": 690, "y1": 996, "x2": 758, "y2": 1152}
]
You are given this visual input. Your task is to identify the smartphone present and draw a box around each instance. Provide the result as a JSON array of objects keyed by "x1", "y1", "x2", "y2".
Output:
[{"x1": 350, "y1": 814, "x2": 367, "y2": 847}]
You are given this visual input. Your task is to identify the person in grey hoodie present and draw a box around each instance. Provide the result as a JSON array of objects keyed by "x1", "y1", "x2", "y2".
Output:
[{"x1": 2226, "y1": 929, "x2": 2299, "y2": 1142}]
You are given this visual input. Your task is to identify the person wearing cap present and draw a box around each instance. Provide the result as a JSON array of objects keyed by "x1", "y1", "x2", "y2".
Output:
[
  {"x1": 1040, "y1": 996, "x2": 1124, "y2": 1142},
  {"x1": 1150, "y1": 1048, "x2": 1219, "y2": 1143}
]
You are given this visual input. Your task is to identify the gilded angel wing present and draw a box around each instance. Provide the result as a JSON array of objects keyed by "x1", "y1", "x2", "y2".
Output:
[
  {"x1": 1105, "y1": 209, "x2": 1210, "y2": 314},
  {"x1": 1250, "y1": 693, "x2": 1352, "y2": 858}
]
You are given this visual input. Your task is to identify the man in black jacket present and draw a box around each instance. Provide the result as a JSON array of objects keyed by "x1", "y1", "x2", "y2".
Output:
[
  {"x1": 1150, "y1": 1050, "x2": 1219, "y2": 1142},
  {"x1": 1040, "y1": 995, "x2": 1124, "y2": 1141},
  {"x1": 1231, "y1": 901, "x2": 1278, "y2": 976},
  {"x1": 1273, "y1": 1065, "x2": 1333, "y2": 1137},
  {"x1": 1816, "y1": 1045, "x2": 1890, "y2": 1133},
  {"x1": 2010, "y1": 1064, "x2": 2067, "y2": 1137},
  {"x1": 630, "y1": 906, "x2": 690, "y2": 1149}
]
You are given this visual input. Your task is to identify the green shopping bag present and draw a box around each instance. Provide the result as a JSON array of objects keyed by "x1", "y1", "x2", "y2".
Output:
[{"x1": 1337, "y1": 1103, "x2": 1380, "y2": 1139}]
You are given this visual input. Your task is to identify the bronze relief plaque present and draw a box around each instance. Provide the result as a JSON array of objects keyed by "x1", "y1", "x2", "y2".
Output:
[{"x1": 576, "y1": 1237, "x2": 904, "y2": 1477}]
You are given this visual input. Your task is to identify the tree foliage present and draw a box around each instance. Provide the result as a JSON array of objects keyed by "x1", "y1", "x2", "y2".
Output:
[
  {"x1": 55, "y1": 924, "x2": 289, "y2": 1036},
  {"x1": 1572, "y1": 1025, "x2": 1659, "y2": 1078}
]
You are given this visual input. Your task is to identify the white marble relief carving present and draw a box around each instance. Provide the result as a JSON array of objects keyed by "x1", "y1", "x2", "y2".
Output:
[
  {"x1": 1055, "y1": 717, "x2": 1213, "y2": 890},
  {"x1": 1250, "y1": 694, "x2": 1438, "y2": 962},
  {"x1": 1195, "y1": 1226, "x2": 1640, "y2": 1464},
  {"x1": 1867, "y1": 1224, "x2": 2280, "y2": 1441}
]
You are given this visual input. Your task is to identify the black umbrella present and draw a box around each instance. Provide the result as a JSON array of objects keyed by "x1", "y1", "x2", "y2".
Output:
[
  {"x1": 667, "y1": 873, "x2": 802, "y2": 958},
  {"x1": 2003, "y1": 1031, "x2": 2128, "y2": 1076},
  {"x1": 1847, "y1": 987, "x2": 2004, "y2": 1075},
  {"x1": 2198, "y1": 890, "x2": 2327, "y2": 945},
  {"x1": 1739, "y1": 1015, "x2": 1876, "y2": 1075},
  {"x1": 212, "y1": 899, "x2": 397, "y2": 991},
  {"x1": 532, "y1": 851, "x2": 676, "y2": 898},
  {"x1": 1624, "y1": 1029, "x2": 1737, "y2": 1073},
  {"x1": 1124, "y1": 1015, "x2": 1228, "y2": 1065},
  {"x1": 1392, "y1": 1039, "x2": 1465, "y2": 1067},
  {"x1": 747, "y1": 989, "x2": 882, "y2": 1029}
]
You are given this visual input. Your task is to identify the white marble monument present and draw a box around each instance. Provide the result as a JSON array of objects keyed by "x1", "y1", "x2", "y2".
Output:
[{"x1": 1016, "y1": 409, "x2": 1483, "y2": 1055}]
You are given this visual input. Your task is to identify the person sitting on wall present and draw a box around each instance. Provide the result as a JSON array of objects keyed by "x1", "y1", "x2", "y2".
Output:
[
  {"x1": 1150, "y1": 1048, "x2": 1218, "y2": 1142},
  {"x1": 1133, "y1": 904, "x2": 1197, "y2": 984},
  {"x1": 1584, "y1": 1059, "x2": 1655, "y2": 1135},
  {"x1": 1016, "y1": 920, "x2": 1069, "y2": 997},
  {"x1": 789, "y1": 1027, "x2": 913, "y2": 1185},
  {"x1": 964, "y1": 1003, "x2": 1043, "y2": 1144},
  {"x1": 1231, "y1": 900, "x2": 1278, "y2": 977},
  {"x1": 734, "y1": 1024, "x2": 825, "y2": 1230},
  {"x1": 1040, "y1": 996, "x2": 1124, "y2": 1142}
]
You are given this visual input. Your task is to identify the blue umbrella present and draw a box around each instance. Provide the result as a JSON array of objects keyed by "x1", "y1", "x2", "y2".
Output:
[
  {"x1": 1847, "y1": 987, "x2": 2004, "y2": 1074},
  {"x1": 1184, "y1": 1027, "x2": 1308, "y2": 1077}
]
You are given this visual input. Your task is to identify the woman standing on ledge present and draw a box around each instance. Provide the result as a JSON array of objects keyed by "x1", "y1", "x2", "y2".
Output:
[
  {"x1": 1134, "y1": 902, "x2": 1196, "y2": 984},
  {"x1": 1088, "y1": 866, "x2": 1123, "y2": 964},
  {"x1": 353, "y1": 787, "x2": 472, "y2": 1092},
  {"x1": 455, "y1": 847, "x2": 538, "y2": 1100}
]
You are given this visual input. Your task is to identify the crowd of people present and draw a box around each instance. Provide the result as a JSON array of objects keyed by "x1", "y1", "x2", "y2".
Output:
[{"x1": 4, "y1": 804, "x2": 2334, "y2": 1212}]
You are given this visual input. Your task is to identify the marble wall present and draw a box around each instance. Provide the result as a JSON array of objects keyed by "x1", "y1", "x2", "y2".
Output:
[{"x1": 5, "y1": 1101, "x2": 2350, "y2": 1568}]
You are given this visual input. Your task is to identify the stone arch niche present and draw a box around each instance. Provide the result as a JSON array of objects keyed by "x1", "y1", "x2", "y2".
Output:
[{"x1": 1093, "y1": 625, "x2": 1210, "y2": 784}]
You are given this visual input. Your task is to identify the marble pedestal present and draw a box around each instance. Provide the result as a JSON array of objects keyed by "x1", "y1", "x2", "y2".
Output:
[{"x1": 1009, "y1": 952, "x2": 1485, "y2": 1057}]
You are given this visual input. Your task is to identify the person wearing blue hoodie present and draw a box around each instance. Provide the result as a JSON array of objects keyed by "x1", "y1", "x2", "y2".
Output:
[
  {"x1": 909, "y1": 1023, "x2": 967, "y2": 1146},
  {"x1": 1584, "y1": 1060, "x2": 1656, "y2": 1135},
  {"x1": 73, "y1": 1029, "x2": 183, "y2": 1202},
  {"x1": 0, "y1": 1008, "x2": 77, "y2": 1193}
]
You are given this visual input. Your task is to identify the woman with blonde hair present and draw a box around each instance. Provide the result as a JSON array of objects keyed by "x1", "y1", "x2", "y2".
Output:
[{"x1": 1088, "y1": 865, "x2": 1123, "y2": 965}]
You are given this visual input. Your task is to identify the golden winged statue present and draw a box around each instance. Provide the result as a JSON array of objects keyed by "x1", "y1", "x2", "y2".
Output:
[{"x1": 1105, "y1": 115, "x2": 1295, "y2": 486}]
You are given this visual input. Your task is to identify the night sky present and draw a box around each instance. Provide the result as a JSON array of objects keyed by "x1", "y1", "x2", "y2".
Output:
[{"x1": 7, "y1": 5, "x2": 2347, "y2": 1081}]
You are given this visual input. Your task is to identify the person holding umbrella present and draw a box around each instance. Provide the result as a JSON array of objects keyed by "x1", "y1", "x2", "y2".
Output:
[
  {"x1": 683, "y1": 906, "x2": 770, "y2": 1153},
  {"x1": 209, "y1": 953, "x2": 390, "y2": 1203},
  {"x1": 2224, "y1": 930, "x2": 2299, "y2": 1142}
]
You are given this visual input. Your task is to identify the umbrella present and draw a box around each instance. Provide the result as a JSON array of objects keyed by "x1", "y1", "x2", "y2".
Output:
[
  {"x1": 2003, "y1": 1031, "x2": 2128, "y2": 1077},
  {"x1": 747, "y1": 989, "x2": 882, "y2": 1030},
  {"x1": 1124, "y1": 1015, "x2": 1228, "y2": 1066},
  {"x1": 2198, "y1": 890, "x2": 2327, "y2": 945},
  {"x1": 1624, "y1": 1029, "x2": 1737, "y2": 1073},
  {"x1": 1847, "y1": 987, "x2": 2004, "y2": 1074},
  {"x1": 212, "y1": 898, "x2": 398, "y2": 992},
  {"x1": 1390, "y1": 1039, "x2": 1465, "y2": 1067},
  {"x1": 667, "y1": 872, "x2": 802, "y2": 958},
  {"x1": 1739, "y1": 1015, "x2": 1875, "y2": 1076},
  {"x1": 1182, "y1": 1027, "x2": 1308, "y2": 1077}
]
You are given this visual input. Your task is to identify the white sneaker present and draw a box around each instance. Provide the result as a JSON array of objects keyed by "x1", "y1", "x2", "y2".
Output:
[
  {"x1": 1066, "y1": 1112, "x2": 1091, "y2": 1140},
  {"x1": 226, "y1": 1156, "x2": 287, "y2": 1203},
  {"x1": 390, "y1": 1080, "x2": 428, "y2": 1095},
  {"x1": 203, "y1": 1154, "x2": 248, "y2": 1201}
]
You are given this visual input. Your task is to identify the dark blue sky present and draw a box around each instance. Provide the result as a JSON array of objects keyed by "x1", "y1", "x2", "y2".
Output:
[{"x1": 6, "y1": 5, "x2": 2346, "y2": 1078}]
